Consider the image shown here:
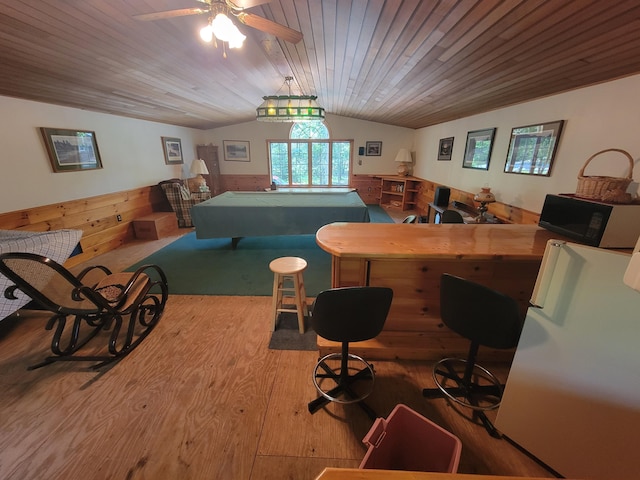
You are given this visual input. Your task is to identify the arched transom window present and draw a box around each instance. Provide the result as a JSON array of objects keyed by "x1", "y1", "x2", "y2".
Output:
[{"x1": 268, "y1": 121, "x2": 352, "y2": 187}]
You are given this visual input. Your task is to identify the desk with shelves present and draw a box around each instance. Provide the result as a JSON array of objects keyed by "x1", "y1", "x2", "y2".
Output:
[{"x1": 427, "y1": 201, "x2": 501, "y2": 224}]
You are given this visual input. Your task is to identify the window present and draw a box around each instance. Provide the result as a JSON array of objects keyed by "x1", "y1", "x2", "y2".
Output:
[{"x1": 268, "y1": 121, "x2": 352, "y2": 187}]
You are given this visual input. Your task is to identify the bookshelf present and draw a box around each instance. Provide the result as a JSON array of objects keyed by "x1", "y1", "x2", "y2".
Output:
[{"x1": 379, "y1": 176, "x2": 420, "y2": 211}]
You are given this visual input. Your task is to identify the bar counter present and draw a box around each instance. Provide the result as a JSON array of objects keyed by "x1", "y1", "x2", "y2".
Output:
[
  {"x1": 315, "y1": 223, "x2": 564, "y2": 360},
  {"x1": 315, "y1": 468, "x2": 568, "y2": 480}
]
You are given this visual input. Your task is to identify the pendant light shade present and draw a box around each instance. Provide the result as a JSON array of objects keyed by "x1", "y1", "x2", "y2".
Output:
[{"x1": 256, "y1": 76, "x2": 325, "y2": 122}]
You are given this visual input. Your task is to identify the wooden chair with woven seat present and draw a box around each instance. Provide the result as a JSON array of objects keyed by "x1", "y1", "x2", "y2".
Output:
[{"x1": 0, "y1": 252, "x2": 168, "y2": 370}]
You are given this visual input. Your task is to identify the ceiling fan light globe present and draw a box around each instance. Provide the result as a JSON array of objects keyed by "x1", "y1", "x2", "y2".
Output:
[
  {"x1": 199, "y1": 24, "x2": 214, "y2": 42},
  {"x1": 212, "y1": 13, "x2": 237, "y2": 42},
  {"x1": 228, "y1": 30, "x2": 246, "y2": 49}
]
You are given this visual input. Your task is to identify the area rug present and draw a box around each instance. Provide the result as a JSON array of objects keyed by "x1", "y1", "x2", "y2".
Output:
[
  {"x1": 127, "y1": 233, "x2": 331, "y2": 296},
  {"x1": 126, "y1": 205, "x2": 393, "y2": 296},
  {"x1": 268, "y1": 312, "x2": 317, "y2": 351}
]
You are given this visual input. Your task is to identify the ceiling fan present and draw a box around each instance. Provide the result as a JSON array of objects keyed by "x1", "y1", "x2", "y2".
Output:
[{"x1": 133, "y1": 0, "x2": 303, "y2": 44}]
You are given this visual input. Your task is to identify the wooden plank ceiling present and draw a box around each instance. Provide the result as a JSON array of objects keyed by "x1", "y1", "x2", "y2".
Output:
[{"x1": 1, "y1": 0, "x2": 640, "y2": 130}]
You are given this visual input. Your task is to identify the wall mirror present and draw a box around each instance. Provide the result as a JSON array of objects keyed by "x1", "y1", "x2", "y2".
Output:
[{"x1": 504, "y1": 120, "x2": 564, "y2": 176}]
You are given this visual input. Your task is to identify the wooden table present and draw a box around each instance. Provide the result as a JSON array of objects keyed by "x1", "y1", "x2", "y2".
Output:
[{"x1": 315, "y1": 223, "x2": 564, "y2": 360}]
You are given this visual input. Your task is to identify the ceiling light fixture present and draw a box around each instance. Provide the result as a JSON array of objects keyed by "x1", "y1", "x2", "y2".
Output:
[
  {"x1": 256, "y1": 76, "x2": 325, "y2": 122},
  {"x1": 199, "y1": 4, "x2": 246, "y2": 56}
]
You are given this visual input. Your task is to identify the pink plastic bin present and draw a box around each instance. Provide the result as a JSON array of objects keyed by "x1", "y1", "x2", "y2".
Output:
[{"x1": 359, "y1": 404, "x2": 462, "y2": 472}]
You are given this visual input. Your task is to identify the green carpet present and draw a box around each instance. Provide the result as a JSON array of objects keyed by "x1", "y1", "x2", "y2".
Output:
[{"x1": 127, "y1": 205, "x2": 393, "y2": 296}]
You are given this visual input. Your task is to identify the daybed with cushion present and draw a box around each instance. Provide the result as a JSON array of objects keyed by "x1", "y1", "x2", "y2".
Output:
[{"x1": 0, "y1": 229, "x2": 83, "y2": 320}]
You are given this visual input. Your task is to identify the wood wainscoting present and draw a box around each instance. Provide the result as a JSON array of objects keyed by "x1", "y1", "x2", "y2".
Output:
[
  {"x1": 0, "y1": 185, "x2": 168, "y2": 268},
  {"x1": 0, "y1": 175, "x2": 539, "y2": 270},
  {"x1": 416, "y1": 179, "x2": 541, "y2": 224},
  {"x1": 220, "y1": 174, "x2": 271, "y2": 192},
  {"x1": 209, "y1": 174, "x2": 540, "y2": 224}
]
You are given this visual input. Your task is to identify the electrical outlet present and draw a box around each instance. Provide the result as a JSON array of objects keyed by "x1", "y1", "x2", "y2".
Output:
[{"x1": 116, "y1": 214, "x2": 122, "y2": 222}]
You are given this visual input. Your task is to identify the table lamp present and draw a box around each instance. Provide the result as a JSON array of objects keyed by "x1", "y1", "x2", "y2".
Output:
[
  {"x1": 395, "y1": 148, "x2": 413, "y2": 176},
  {"x1": 189, "y1": 159, "x2": 209, "y2": 192},
  {"x1": 474, "y1": 187, "x2": 495, "y2": 223}
]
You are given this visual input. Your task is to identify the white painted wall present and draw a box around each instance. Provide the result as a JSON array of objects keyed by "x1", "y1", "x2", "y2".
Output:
[
  {"x1": 0, "y1": 98, "x2": 413, "y2": 213},
  {"x1": 0, "y1": 96, "x2": 208, "y2": 212},
  {"x1": 2, "y1": 73, "x2": 638, "y2": 215},
  {"x1": 413, "y1": 74, "x2": 640, "y2": 212},
  {"x1": 203, "y1": 113, "x2": 415, "y2": 176}
]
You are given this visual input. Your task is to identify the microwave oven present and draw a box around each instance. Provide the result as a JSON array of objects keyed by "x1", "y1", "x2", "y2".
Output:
[{"x1": 539, "y1": 194, "x2": 640, "y2": 248}]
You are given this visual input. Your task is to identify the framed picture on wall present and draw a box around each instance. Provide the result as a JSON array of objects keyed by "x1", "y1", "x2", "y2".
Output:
[
  {"x1": 40, "y1": 127, "x2": 103, "y2": 172},
  {"x1": 223, "y1": 140, "x2": 251, "y2": 161},
  {"x1": 437, "y1": 137, "x2": 454, "y2": 161},
  {"x1": 504, "y1": 120, "x2": 564, "y2": 176},
  {"x1": 462, "y1": 128, "x2": 496, "y2": 170},
  {"x1": 365, "y1": 141, "x2": 382, "y2": 156},
  {"x1": 161, "y1": 137, "x2": 184, "y2": 165}
]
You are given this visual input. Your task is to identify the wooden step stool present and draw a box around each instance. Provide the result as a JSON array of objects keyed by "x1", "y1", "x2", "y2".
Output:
[
  {"x1": 269, "y1": 257, "x2": 309, "y2": 334},
  {"x1": 133, "y1": 212, "x2": 177, "y2": 240}
]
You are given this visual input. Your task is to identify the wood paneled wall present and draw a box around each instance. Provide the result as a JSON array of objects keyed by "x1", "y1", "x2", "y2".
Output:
[
  {"x1": 352, "y1": 175, "x2": 540, "y2": 224},
  {"x1": 220, "y1": 174, "x2": 271, "y2": 192},
  {"x1": 416, "y1": 179, "x2": 541, "y2": 224},
  {"x1": 217, "y1": 174, "x2": 540, "y2": 223},
  {"x1": 0, "y1": 185, "x2": 168, "y2": 268},
  {"x1": 0, "y1": 174, "x2": 539, "y2": 269}
]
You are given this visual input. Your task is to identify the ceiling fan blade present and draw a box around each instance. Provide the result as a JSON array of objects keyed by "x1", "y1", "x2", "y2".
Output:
[
  {"x1": 237, "y1": 12, "x2": 302, "y2": 43},
  {"x1": 228, "y1": 0, "x2": 273, "y2": 8},
  {"x1": 133, "y1": 7, "x2": 208, "y2": 21}
]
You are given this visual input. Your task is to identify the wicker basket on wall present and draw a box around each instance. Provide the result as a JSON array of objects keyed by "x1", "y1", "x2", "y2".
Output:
[{"x1": 575, "y1": 148, "x2": 635, "y2": 204}]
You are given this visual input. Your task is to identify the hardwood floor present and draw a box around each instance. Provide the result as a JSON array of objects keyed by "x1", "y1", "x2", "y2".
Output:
[{"x1": 0, "y1": 225, "x2": 557, "y2": 480}]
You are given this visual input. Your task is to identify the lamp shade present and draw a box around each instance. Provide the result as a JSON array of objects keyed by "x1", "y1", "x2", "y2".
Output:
[
  {"x1": 394, "y1": 148, "x2": 412, "y2": 163},
  {"x1": 190, "y1": 159, "x2": 209, "y2": 176},
  {"x1": 395, "y1": 148, "x2": 413, "y2": 175}
]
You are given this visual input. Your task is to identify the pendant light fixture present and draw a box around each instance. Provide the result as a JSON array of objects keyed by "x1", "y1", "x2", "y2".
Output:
[{"x1": 256, "y1": 76, "x2": 325, "y2": 122}]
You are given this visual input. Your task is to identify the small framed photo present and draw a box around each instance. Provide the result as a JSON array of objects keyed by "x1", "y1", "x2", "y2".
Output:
[
  {"x1": 161, "y1": 137, "x2": 184, "y2": 165},
  {"x1": 365, "y1": 141, "x2": 382, "y2": 156},
  {"x1": 437, "y1": 137, "x2": 454, "y2": 161},
  {"x1": 40, "y1": 128, "x2": 103, "y2": 172},
  {"x1": 504, "y1": 120, "x2": 564, "y2": 176},
  {"x1": 462, "y1": 128, "x2": 496, "y2": 170},
  {"x1": 223, "y1": 140, "x2": 251, "y2": 162}
]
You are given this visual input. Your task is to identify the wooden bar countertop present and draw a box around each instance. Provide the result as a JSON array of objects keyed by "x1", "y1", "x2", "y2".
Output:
[
  {"x1": 316, "y1": 223, "x2": 563, "y2": 260},
  {"x1": 315, "y1": 468, "x2": 570, "y2": 480}
]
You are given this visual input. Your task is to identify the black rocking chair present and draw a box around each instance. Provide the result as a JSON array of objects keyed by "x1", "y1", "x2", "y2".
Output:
[{"x1": 0, "y1": 252, "x2": 168, "y2": 370}]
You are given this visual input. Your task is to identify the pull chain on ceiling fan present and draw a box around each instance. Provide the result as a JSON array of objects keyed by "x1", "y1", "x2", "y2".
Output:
[{"x1": 133, "y1": 0, "x2": 302, "y2": 56}]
